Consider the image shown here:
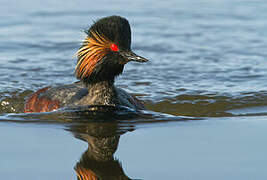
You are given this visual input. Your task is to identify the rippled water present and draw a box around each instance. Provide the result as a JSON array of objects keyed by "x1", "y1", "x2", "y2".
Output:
[{"x1": 1, "y1": 0, "x2": 267, "y2": 179}]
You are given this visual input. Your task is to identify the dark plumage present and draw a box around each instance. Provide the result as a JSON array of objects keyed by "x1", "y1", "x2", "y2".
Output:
[{"x1": 24, "y1": 15, "x2": 148, "y2": 113}]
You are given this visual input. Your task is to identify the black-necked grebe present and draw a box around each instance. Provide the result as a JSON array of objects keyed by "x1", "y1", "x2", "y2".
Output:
[{"x1": 24, "y1": 15, "x2": 148, "y2": 113}]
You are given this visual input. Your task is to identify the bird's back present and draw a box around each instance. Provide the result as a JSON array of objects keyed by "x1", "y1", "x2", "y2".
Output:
[
  {"x1": 24, "y1": 82, "x2": 87, "y2": 113},
  {"x1": 24, "y1": 81, "x2": 145, "y2": 113}
]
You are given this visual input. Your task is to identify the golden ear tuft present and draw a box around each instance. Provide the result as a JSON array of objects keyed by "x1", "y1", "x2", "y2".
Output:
[{"x1": 75, "y1": 30, "x2": 113, "y2": 80}]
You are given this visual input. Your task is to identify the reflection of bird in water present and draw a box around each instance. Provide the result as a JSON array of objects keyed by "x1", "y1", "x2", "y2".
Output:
[
  {"x1": 69, "y1": 122, "x2": 132, "y2": 180},
  {"x1": 24, "y1": 15, "x2": 148, "y2": 113},
  {"x1": 75, "y1": 149, "x2": 130, "y2": 180}
]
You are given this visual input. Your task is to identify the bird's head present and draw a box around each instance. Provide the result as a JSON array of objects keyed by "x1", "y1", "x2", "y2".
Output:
[{"x1": 75, "y1": 15, "x2": 148, "y2": 83}]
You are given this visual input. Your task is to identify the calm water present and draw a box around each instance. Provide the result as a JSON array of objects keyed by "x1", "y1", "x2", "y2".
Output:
[{"x1": 1, "y1": 0, "x2": 267, "y2": 179}]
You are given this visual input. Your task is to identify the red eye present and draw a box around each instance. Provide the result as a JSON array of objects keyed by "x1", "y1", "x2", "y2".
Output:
[{"x1": 110, "y1": 43, "x2": 119, "y2": 52}]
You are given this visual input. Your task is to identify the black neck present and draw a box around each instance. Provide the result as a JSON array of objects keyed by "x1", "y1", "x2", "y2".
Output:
[
  {"x1": 81, "y1": 60, "x2": 124, "y2": 85},
  {"x1": 83, "y1": 80, "x2": 118, "y2": 106}
]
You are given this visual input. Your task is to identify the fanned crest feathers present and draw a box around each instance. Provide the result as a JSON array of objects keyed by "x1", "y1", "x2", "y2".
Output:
[{"x1": 75, "y1": 30, "x2": 114, "y2": 80}]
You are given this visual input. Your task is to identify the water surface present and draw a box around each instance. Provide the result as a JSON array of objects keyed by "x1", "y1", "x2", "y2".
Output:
[{"x1": 1, "y1": 0, "x2": 267, "y2": 179}]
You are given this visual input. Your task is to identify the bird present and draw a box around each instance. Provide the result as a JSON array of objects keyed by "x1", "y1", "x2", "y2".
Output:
[{"x1": 24, "y1": 15, "x2": 148, "y2": 113}]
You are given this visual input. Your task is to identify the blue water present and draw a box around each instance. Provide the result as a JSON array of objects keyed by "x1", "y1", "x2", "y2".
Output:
[{"x1": 1, "y1": 0, "x2": 267, "y2": 179}]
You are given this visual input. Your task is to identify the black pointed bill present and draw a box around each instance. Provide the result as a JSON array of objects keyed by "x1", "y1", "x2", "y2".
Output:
[{"x1": 120, "y1": 51, "x2": 148, "y2": 63}]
